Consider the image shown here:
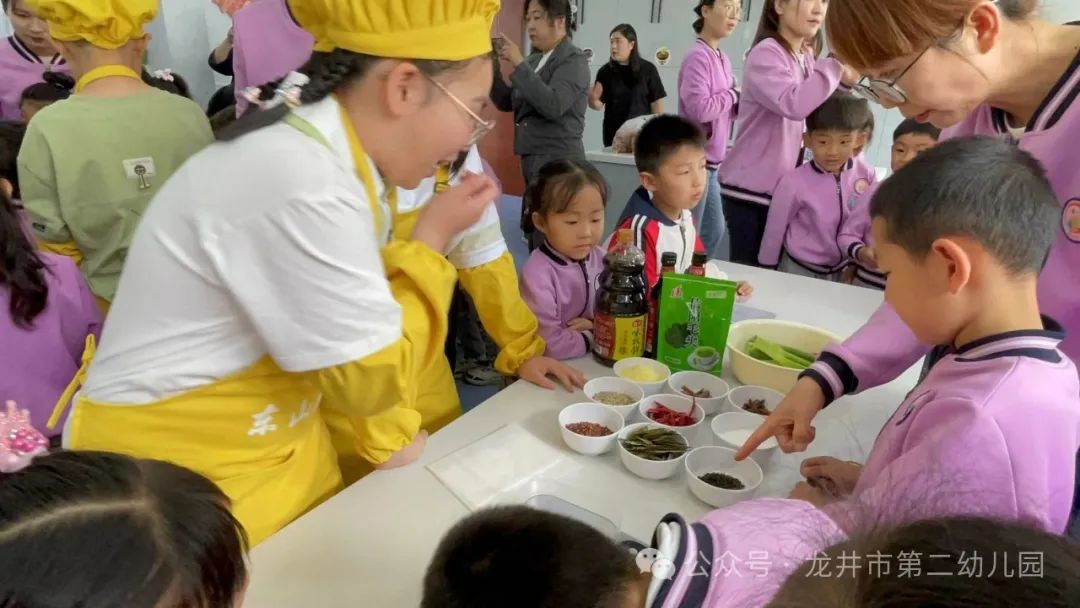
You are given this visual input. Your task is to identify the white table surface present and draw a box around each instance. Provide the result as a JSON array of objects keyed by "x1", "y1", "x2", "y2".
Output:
[{"x1": 245, "y1": 263, "x2": 918, "y2": 607}]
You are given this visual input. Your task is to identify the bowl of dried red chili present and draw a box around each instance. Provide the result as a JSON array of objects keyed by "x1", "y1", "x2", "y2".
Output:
[
  {"x1": 558, "y1": 403, "x2": 625, "y2": 456},
  {"x1": 638, "y1": 394, "x2": 705, "y2": 443}
]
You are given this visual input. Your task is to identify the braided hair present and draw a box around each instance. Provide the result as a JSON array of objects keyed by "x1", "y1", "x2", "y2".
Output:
[{"x1": 219, "y1": 49, "x2": 473, "y2": 141}]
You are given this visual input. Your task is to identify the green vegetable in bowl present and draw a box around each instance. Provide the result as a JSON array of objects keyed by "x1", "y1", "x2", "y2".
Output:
[{"x1": 745, "y1": 335, "x2": 816, "y2": 370}]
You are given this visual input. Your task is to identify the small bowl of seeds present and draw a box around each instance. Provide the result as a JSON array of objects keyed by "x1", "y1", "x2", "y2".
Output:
[
  {"x1": 616, "y1": 423, "x2": 689, "y2": 480},
  {"x1": 584, "y1": 377, "x2": 644, "y2": 420},
  {"x1": 723, "y1": 385, "x2": 785, "y2": 418},
  {"x1": 558, "y1": 403, "x2": 625, "y2": 456},
  {"x1": 684, "y1": 446, "x2": 763, "y2": 508},
  {"x1": 667, "y1": 371, "x2": 731, "y2": 415}
]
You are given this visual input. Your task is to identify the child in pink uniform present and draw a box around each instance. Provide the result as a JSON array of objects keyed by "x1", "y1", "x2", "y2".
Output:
[
  {"x1": 520, "y1": 159, "x2": 607, "y2": 361},
  {"x1": 838, "y1": 118, "x2": 940, "y2": 289},
  {"x1": 718, "y1": 0, "x2": 851, "y2": 265},
  {"x1": 758, "y1": 93, "x2": 875, "y2": 280},
  {"x1": 0, "y1": 0, "x2": 69, "y2": 121},
  {"x1": 232, "y1": 0, "x2": 314, "y2": 114},
  {"x1": 0, "y1": 186, "x2": 100, "y2": 440},
  {"x1": 793, "y1": 138, "x2": 1080, "y2": 535}
]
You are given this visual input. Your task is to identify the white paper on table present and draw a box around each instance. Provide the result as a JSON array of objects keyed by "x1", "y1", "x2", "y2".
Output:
[{"x1": 427, "y1": 424, "x2": 569, "y2": 510}]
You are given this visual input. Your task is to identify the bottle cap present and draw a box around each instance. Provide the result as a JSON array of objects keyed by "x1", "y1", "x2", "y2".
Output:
[
  {"x1": 692, "y1": 252, "x2": 708, "y2": 265},
  {"x1": 617, "y1": 229, "x2": 633, "y2": 244},
  {"x1": 661, "y1": 252, "x2": 677, "y2": 266}
]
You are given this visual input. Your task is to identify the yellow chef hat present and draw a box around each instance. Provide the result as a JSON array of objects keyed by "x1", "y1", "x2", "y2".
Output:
[
  {"x1": 289, "y1": 0, "x2": 499, "y2": 60},
  {"x1": 25, "y1": 0, "x2": 157, "y2": 50}
]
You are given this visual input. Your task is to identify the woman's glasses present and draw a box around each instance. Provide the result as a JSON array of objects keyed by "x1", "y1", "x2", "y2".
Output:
[
  {"x1": 851, "y1": 44, "x2": 933, "y2": 105},
  {"x1": 425, "y1": 74, "x2": 496, "y2": 146}
]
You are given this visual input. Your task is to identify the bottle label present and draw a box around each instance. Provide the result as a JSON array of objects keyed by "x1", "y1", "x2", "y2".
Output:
[{"x1": 594, "y1": 312, "x2": 646, "y2": 361}]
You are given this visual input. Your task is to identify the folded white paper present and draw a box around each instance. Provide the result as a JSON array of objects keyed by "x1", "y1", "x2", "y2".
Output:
[{"x1": 427, "y1": 424, "x2": 568, "y2": 510}]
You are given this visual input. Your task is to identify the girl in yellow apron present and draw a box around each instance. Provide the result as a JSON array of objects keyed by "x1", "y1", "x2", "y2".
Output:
[
  {"x1": 50, "y1": 0, "x2": 503, "y2": 545},
  {"x1": 328, "y1": 147, "x2": 588, "y2": 478}
]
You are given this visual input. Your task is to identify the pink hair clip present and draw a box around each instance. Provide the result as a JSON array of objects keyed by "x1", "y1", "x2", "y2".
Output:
[
  {"x1": 152, "y1": 68, "x2": 175, "y2": 83},
  {"x1": 0, "y1": 401, "x2": 48, "y2": 473},
  {"x1": 212, "y1": 0, "x2": 250, "y2": 17}
]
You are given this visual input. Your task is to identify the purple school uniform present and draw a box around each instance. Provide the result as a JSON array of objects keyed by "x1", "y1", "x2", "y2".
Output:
[
  {"x1": 232, "y1": 0, "x2": 314, "y2": 114},
  {"x1": 807, "y1": 47, "x2": 1080, "y2": 401},
  {"x1": 0, "y1": 253, "x2": 102, "y2": 437},
  {"x1": 759, "y1": 159, "x2": 876, "y2": 272},
  {"x1": 718, "y1": 39, "x2": 842, "y2": 204},
  {"x1": 520, "y1": 244, "x2": 605, "y2": 360},
  {"x1": 0, "y1": 36, "x2": 69, "y2": 121},
  {"x1": 837, "y1": 180, "x2": 885, "y2": 288},
  {"x1": 822, "y1": 321, "x2": 1080, "y2": 534},
  {"x1": 639, "y1": 499, "x2": 842, "y2": 608},
  {"x1": 678, "y1": 39, "x2": 739, "y2": 166}
]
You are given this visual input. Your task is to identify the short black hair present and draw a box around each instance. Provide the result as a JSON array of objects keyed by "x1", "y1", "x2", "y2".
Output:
[
  {"x1": 893, "y1": 118, "x2": 941, "y2": 142},
  {"x1": 806, "y1": 92, "x2": 872, "y2": 134},
  {"x1": 0, "y1": 451, "x2": 249, "y2": 608},
  {"x1": 20, "y1": 71, "x2": 75, "y2": 107},
  {"x1": 634, "y1": 114, "x2": 706, "y2": 174},
  {"x1": 0, "y1": 121, "x2": 26, "y2": 198},
  {"x1": 870, "y1": 136, "x2": 1058, "y2": 276},
  {"x1": 422, "y1": 506, "x2": 638, "y2": 608},
  {"x1": 524, "y1": 0, "x2": 577, "y2": 33}
]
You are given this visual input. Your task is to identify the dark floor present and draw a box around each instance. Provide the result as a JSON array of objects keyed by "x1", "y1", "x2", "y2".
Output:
[{"x1": 457, "y1": 194, "x2": 529, "y2": 411}]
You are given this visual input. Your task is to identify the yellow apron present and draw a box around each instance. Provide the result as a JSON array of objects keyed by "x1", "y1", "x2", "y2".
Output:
[{"x1": 51, "y1": 106, "x2": 390, "y2": 545}]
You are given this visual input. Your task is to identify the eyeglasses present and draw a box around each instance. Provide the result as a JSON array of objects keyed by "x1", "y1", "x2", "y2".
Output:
[
  {"x1": 851, "y1": 45, "x2": 932, "y2": 106},
  {"x1": 424, "y1": 73, "x2": 496, "y2": 146}
]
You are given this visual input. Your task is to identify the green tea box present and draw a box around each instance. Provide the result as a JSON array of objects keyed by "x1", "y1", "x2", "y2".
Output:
[{"x1": 656, "y1": 275, "x2": 737, "y2": 375}]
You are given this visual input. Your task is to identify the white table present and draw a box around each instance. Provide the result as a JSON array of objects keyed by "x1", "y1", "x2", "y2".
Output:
[{"x1": 246, "y1": 264, "x2": 918, "y2": 607}]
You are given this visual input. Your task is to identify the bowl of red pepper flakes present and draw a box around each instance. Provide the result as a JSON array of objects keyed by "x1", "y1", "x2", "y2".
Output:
[{"x1": 638, "y1": 394, "x2": 705, "y2": 443}]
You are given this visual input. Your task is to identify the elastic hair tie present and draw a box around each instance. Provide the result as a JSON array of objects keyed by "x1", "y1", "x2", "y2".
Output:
[{"x1": 242, "y1": 71, "x2": 310, "y2": 110}]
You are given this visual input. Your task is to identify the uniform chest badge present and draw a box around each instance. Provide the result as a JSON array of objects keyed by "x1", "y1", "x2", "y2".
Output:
[
  {"x1": 855, "y1": 178, "x2": 870, "y2": 195},
  {"x1": 1063, "y1": 199, "x2": 1080, "y2": 243}
]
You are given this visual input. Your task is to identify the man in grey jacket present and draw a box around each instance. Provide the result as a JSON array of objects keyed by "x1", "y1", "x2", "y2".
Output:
[{"x1": 491, "y1": 0, "x2": 589, "y2": 246}]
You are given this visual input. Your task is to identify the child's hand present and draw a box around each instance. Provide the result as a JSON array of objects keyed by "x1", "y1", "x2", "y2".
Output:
[
  {"x1": 800, "y1": 456, "x2": 862, "y2": 497},
  {"x1": 518, "y1": 356, "x2": 586, "y2": 392},
  {"x1": 566, "y1": 317, "x2": 593, "y2": 332},
  {"x1": 789, "y1": 481, "x2": 834, "y2": 507},
  {"x1": 856, "y1": 246, "x2": 878, "y2": 268},
  {"x1": 736, "y1": 281, "x2": 753, "y2": 302},
  {"x1": 374, "y1": 430, "x2": 429, "y2": 470},
  {"x1": 412, "y1": 172, "x2": 498, "y2": 254}
]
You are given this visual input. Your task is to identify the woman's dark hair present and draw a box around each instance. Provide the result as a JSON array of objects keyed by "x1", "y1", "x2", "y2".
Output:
[
  {"x1": 609, "y1": 24, "x2": 642, "y2": 75},
  {"x1": 219, "y1": 49, "x2": 483, "y2": 141},
  {"x1": 0, "y1": 121, "x2": 25, "y2": 198},
  {"x1": 524, "y1": 0, "x2": 577, "y2": 33},
  {"x1": 0, "y1": 451, "x2": 249, "y2": 608},
  {"x1": 754, "y1": 0, "x2": 825, "y2": 54},
  {"x1": 20, "y1": 71, "x2": 75, "y2": 107},
  {"x1": 0, "y1": 186, "x2": 48, "y2": 328},
  {"x1": 770, "y1": 516, "x2": 1080, "y2": 607},
  {"x1": 693, "y1": 0, "x2": 717, "y2": 34},
  {"x1": 526, "y1": 159, "x2": 608, "y2": 217},
  {"x1": 142, "y1": 69, "x2": 192, "y2": 99}
]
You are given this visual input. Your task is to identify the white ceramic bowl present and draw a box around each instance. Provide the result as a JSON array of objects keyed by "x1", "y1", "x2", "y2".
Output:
[
  {"x1": 724, "y1": 385, "x2": 785, "y2": 418},
  {"x1": 726, "y1": 319, "x2": 841, "y2": 392},
  {"x1": 613, "y1": 358, "x2": 671, "y2": 396},
  {"x1": 617, "y1": 422, "x2": 689, "y2": 480},
  {"x1": 558, "y1": 403, "x2": 625, "y2": 456},
  {"x1": 711, "y1": 412, "x2": 779, "y2": 468},
  {"x1": 684, "y1": 446, "x2": 763, "y2": 508},
  {"x1": 583, "y1": 377, "x2": 645, "y2": 421},
  {"x1": 667, "y1": 371, "x2": 731, "y2": 415},
  {"x1": 638, "y1": 394, "x2": 705, "y2": 443}
]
